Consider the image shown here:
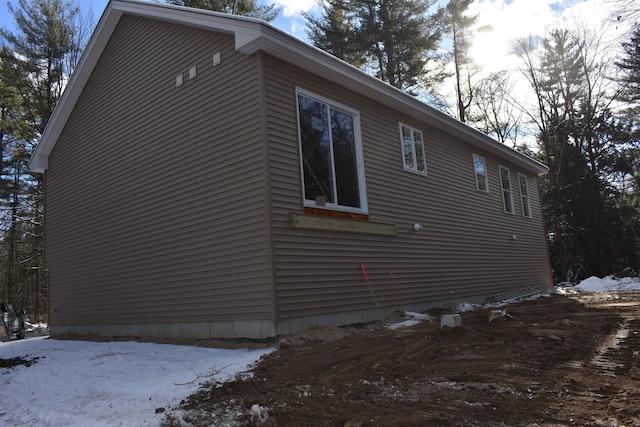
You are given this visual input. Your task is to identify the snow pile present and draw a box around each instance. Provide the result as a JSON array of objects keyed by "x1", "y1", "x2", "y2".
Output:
[
  {"x1": 0, "y1": 337, "x2": 270, "y2": 426},
  {"x1": 456, "y1": 302, "x2": 477, "y2": 312},
  {"x1": 387, "y1": 311, "x2": 433, "y2": 329},
  {"x1": 25, "y1": 321, "x2": 49, "y2": 334},
  {"x1": 574, "y1": 275, "x2": 640, "y2": 292}
]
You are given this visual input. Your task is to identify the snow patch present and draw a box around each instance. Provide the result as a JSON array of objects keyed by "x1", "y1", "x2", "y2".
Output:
[
  {"x1": 575, "y1": 275, "x2": 640, "y2": 292},
  {"x1": 387, "y1": 311, "x2": 433, "y2": 329},
  {"x1": 0, "y1": 337, "x2": 270, "y2": 426},
  {"x1": 456, "y1": 302, "x2": 477, "y2": 312}
]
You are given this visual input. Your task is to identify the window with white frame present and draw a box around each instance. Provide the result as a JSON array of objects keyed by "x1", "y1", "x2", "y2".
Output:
[
  {"x1": 499, "y1": 166, "x2": 514, "y2": 214},
  {"x1": 400, "y1": 124, "x2": 427, "y2": 175},
  {"x1": 472, "y1": 154, "x2": 488, "y2": 192},
  {"x1": 518, "y1": 173, "x2": 531, "y2": 217},
  {"x1": 296, "y1": 90, "x2": 367, "y2": 212}
]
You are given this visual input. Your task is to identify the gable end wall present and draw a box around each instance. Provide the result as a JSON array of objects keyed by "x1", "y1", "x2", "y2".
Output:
[{"x1": 45, "y1": 16, "x2": 275, "y2": 339}]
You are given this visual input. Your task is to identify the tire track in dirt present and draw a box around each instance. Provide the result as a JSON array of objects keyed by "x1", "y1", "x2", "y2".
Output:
[{"x1": 546, "y1": 293, "x2": 640, "y2": 426}]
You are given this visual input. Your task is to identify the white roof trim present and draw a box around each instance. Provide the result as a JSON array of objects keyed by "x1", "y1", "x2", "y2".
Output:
[{"x1": 29, "y1": 0, "x2": 548, "y2": 176}]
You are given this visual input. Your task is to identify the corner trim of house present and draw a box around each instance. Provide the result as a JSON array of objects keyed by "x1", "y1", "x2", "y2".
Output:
[{"x1": 290, "y1": 213, "x2": 397, "y2": 236}]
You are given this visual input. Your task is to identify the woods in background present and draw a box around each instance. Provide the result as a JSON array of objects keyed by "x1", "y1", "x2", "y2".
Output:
[{"x1": 1, "y1": 0, "x2": 88, "y2": 319}]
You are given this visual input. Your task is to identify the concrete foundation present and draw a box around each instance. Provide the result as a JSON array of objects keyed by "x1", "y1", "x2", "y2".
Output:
[{"x1": 51, "y1": 319, "x2": 277, "y2": 340}]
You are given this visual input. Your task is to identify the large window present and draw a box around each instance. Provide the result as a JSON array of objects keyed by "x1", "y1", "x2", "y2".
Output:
[
  {"x1": 499, "y1": 166, "x2": 514, "y2": 214},
  {"x1": 296, "y1": 90, "x2": 367, "y2": 212},
  {"x1": 400, "y1": 124, "x2": 427, "y2": 175},
  {"x1": 518, "y1": 173, "x2": 531, "y2": 217},
  {"x1": 472, "y1": 154, "x2": 488, "y2": 192}
]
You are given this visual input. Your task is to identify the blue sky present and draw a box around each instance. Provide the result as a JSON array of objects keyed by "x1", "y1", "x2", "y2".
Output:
[
  {"x1": 0, "y1": 0, "x2": 315, "y2": 42},
  {"x1": 0, "y1": 1, "x2": 617, "y2": 37},
  {"x1": 0, "y1": 0, "x2": 620, "y2": 54}
]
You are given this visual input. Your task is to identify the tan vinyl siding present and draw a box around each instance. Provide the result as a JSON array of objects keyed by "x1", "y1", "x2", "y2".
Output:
[
  {"x1": 263, "y1": 56, "x2": 552, "y2": 320},
  {"x1": 45, "y1": 16, "x2": 274, "y2": 326}
]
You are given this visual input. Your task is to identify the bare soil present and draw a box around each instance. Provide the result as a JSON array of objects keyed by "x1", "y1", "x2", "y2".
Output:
[
  {"x1": 0, "y1": 355, "x2": 39, "y2": 368},
  {"x1": 170, "y1": 291, "x2": 640, "y2": 427}
]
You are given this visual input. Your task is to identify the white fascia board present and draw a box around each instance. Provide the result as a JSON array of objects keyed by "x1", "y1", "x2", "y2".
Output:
[{"x1": 112, "y1": 0, "x2": 264, "y2": 37}]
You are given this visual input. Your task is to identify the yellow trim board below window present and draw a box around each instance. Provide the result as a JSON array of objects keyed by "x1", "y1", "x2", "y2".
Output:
[{"x1": 290, "y1": 213, "x2": 397, "y2": 236}]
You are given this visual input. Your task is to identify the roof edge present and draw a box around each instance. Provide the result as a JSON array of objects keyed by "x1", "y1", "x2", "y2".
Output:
[{"x1": 29, "y1": 0, "x2": 548, "y2": 177}]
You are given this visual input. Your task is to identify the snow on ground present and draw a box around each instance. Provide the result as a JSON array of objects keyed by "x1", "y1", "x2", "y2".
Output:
[
  {"x1": 0, "y1": 337, "x2": 271, "y2": 426},
  {"x1": 386, "y1": 311, "x2": 433, "y2": 329},
  {"x1": 573, "y1": 275, "x2": 640, "y2": 292},
  {"x1": 0, "y1": 275, "x2": 638, "y2": 426}
]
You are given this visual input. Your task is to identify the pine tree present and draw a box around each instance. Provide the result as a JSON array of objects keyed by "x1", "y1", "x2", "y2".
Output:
[
  {"x1": 305, "y1": 0, "x2": 364, "y2": 67},
  {"x1": 306, "y1": 0, "x2": 444, "y2": 95},
  {"x1": 0, "y1": 0, "x2": 87, "y2": 319},
  {"x1": 443, "y1": 0, "x2": 477, "y2": 122},
  {"x1": 0, "y1": 47, "x2": 29, "y2": 307},
  {"x1": 611, "y1": 26, "x2": 640, "y2": 274},
  {"x1": 617, "y1": 24, "x2": 640, "y2": 103},
  {"x1": 515, "y1": 26, "x2": 635, "y2": 279},
  {"x1": 167, "y1": 0, "x2": 279, "y2": 22}
]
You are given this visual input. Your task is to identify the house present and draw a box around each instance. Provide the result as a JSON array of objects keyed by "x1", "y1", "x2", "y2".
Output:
[{"x1": 30, "y1": 0, "x2": 552, "y2": 340}]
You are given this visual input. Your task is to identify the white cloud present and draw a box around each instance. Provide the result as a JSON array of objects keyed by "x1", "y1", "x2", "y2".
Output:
[
  {"x1": 469, "y1": 0, "x2": 560, "y2": 72},
  {"x1": 272, "y1": 0, "x2": 317, "y2": 17},
  {"x1": 270, "y1": 0, "x2": 320, "y2": 40},
  {"x1": 468, "y1": 0, "x2": 621, "y2": 74}
]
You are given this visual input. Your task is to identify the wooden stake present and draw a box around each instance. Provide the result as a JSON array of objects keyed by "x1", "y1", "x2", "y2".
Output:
[{"x1": 360, "y1": 263, "x2": 385, "y2": 324}]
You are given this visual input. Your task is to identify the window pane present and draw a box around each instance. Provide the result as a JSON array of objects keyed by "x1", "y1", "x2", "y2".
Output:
[
  {"x1": 519, "y1": 175, "x2": 528, "y2": 196},
  {"x1": 474, "y1": 156, "x2": 485, "y2": 175},
  {"x1": 477, "y1": 174, "x2": 487, "y2": 192},
  {"x1": 500, "y1": 167, "x2": 513, "y2": 213},
  {"x1": 500, "y1": 167, "x2": 511, "y2": 191},
  {"x1": 413, "y1": 130, "x2": 426, "y2": 173},
  {"x1": 298, "y1": 95, "x2": 334, "y2": 204},
  {"x1": 519, "y1": 175, "x2": 531, "y2": 217},
  {"x1": 474, "y1": 155, "x2": 487, "y2": 191},
  {"x1": 503, "y1": 190, "x2": 513, "y2": 213},
  {"x1": 402, "y1": 126, "x2": 415, "y2": 170},
  {"x1": 331, "y1": 108, "x2": 360, "y2": 208}
]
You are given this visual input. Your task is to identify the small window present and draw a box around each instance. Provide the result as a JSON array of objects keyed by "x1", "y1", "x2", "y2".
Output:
[
  {"x1": 296, "y1": 89, "x2": 367, "y2": 213},
  {"x1": 400, "y1": 124, "x2": 427, "y2": 175},
  {"x1": 518, "y1": 174, "x2": 531, "y2": 217},
  {"x1": 473, "y1": 154, "x2": 488, "y2": 192},
  {"x1": 499, "y1": 166, "x2": 514, "y2": 214}
]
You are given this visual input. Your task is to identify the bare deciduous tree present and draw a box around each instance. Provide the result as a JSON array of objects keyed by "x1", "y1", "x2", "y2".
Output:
[{"x1": 468, "y1": 70, "x2": 523, "y2": 147}]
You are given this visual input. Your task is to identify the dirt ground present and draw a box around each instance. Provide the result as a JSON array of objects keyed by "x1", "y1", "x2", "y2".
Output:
[{"x1": 168, "y1": 291, "x2": 640, "y2": 427}]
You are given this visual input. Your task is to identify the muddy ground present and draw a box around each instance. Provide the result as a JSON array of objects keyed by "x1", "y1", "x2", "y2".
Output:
[{"x1": 168, "y1": 291, "x2": 640, "y2": 427}]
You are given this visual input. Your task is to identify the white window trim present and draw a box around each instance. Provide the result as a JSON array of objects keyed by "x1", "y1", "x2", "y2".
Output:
[
  {"x1": 499, "y1": 165, "x2": 514, "y2": 214},
  {"x1": 295, "y1": 88, "x2": 368, "y2": 214},
  {"x1": 472, "y1": 154, "x2": 489, "y2": 193},
  {"x1": 518, "y1": 173, "x2": 532, "y2": 218},
  {"x1": 399, "y1": 123, "x2": 427, "y2": 176}
]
